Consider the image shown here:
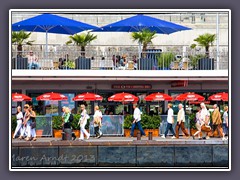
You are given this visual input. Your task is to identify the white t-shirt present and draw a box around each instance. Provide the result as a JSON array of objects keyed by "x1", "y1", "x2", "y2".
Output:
[
  {"x1": 133, "y1": 107, "x2": 141, "y2": 122},
  {"x1": 167, "y1": 108, "x2": 174, "y2": 124},
  {"x1": 93, "y1": 110, "x2": 103, "y2": 127},
  {"x1": 16, "y1": 112, "x2": 23, "y2": 120},
  {"x1": 223, "y1": 111, "x2": 228, "y2": 124}
]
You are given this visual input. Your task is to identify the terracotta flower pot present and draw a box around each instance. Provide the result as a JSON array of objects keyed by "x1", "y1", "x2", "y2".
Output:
[{"x1": 36, "y1": 129, "x2": 43, "y2": 137}]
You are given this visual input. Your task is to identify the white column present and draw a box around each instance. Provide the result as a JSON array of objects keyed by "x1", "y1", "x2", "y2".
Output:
[{"x1": 216, "y1": 13, "x2": 220, "y2": 70}]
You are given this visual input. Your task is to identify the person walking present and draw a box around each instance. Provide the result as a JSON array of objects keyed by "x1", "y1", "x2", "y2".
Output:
[
  {"x1": 130, "y1": 104, "x2": 146, "y2": 137},
  {"x1": 78, "y1": 104, "x2": 90, "y2": 140},
  {"x1": 211, "y1": 104, "x2": 226, "y2": 140},
  {"x1": 192, "y1": 107, "x2": 202, "y2": 140},
  {"x1": 18, "y1": 104, "x2": 30, "y2": 140},
  {"x1": 13, "y1": 106, "x2": 23, "y2": 139},
  {"x1": 222, "y1": 106, "x2": 228, "y2": 140},
  {"x1": 93, "y1": 106, "x2": 103, "y2": 138},
  {"x1": 175, "y1": 103, "x2": 190, "y2": 139},
  {"x1": 200, "y1": 103, "x2": 211, "y2": 140},
  {"x1": 29, "y1": 105, "x2": 37, "y2": 141},
  {"x1": 161, "y1": 103, "x2": 176, "y2": 139}
]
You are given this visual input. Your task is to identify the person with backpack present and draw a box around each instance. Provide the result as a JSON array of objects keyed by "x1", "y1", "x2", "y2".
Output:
[{"x1": 63, "y1": 107, "x2": 76, "y2": 140}]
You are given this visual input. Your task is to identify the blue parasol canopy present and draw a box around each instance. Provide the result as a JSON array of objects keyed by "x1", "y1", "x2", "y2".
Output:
[
  {"x1": 12, "y1": 13, "x2": 98, "y2": 56},
  {"x1": 92, "y1": 14, "x2": 191, "y2": 34}
]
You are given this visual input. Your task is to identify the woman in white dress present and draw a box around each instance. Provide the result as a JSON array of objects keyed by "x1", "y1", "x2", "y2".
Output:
[
  {"x1": 13, "y1": 106, "x2": 23, "y2": 139},
  {"x1": 78, "y1": 104, "x2": 90, "y2": 140}
]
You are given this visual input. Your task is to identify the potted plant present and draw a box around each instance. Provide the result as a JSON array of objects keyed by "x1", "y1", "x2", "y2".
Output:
[
  {"x1": 52, "y1": 116, "x2": 63, "y2": 138},
  {"x1": 66, "y1": 32, "x2": 97, "y2": 57},
  {"x1": 157, "y1": 52, "x2": 175, "y2": 70},
  {"x1": 123, "y1": 114, "x2": 161, "y2": 137},
  {"x1": 12, "y1": 30, "x2": 34, "y2": 57},
  {"x1": 71, "y1": 114, "x2": 80, "y2": 138},
  {"x1": 131, "y1": 29, "x2": 157, "y2": 69},
  {"x1": 63, "y1": 60, "x2": 75, "y2": 69},
  {"x1": 11, "y1": 115, "x2": 17, "y2": 137},
  {"x1": 192, "y1": 33, "x2": 216, "y2": 70},
  {"x1": 12, "y1": 30, "x2": 34, "y2": 69}
]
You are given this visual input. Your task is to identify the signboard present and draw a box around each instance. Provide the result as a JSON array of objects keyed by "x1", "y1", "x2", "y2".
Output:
[
  {"x1": 171, "y1": 80, "x2": 188, "y2": 87},
  {"x1": 112, "y1": 84, "x2": 152, "y2": 89}
]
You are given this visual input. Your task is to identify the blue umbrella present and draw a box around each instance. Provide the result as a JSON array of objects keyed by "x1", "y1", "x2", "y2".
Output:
[
  {"x1": 93, "y1": 14, "x2": 191, "y2": 63},
  {"x1": 12, "y1": 13, "x2": 98, "y2": 56},
  {"x1": 93, "y1": 14, "x2": 191, "y2": 33}
]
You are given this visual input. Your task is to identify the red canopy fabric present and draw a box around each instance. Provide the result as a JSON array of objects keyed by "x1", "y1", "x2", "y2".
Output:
[
  {"x1": 208, "y1": 92, "x2": 228, "y2": 101},
  {"x1": 72, "y1": 92, "x2": 103, "y2": 101},
  {"x1": 145, "y1": 92, "x2": 173, "y2": 101},
  {"x1": 174, "y1": 92, "x2": 205, "y2": 101},
  {"x1": 36, "y1": 92, "x2": 68, "y2": 101},
  {"x1": 12, "y1": 93, "x2": 32, "y2": 102},
  {"x1": 108, "y1": 92, "x2": 138, "y2": 103}
]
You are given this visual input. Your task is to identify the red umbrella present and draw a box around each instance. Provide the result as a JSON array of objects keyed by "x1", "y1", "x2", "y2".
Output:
[
  {"x1": 208, "y1": 92, "x2": 228, "y2": 101},
  {"x1": 145, "y1": 92, "x2": 172, "y2": 115},
  {"x1": 72, "y1": 92, "x2": 103, "y2": 101},
  {"x1": 108, "y1": 92, "x2": 138, "y2": 115},
  {"x1": 145, "y1": 92, "x2": 173, "y2": 101},
  {"x1": 174, "y1": 92, "x2": 205, "y2": 101},
  {"x1": 36, "y1": 92, "x2": 68, "y2": 101},
  {"x1": 12, "y1": 93, "x2": 32, "y2": 102},
  {"x1": 108, "y1": 92, "x2": 138, "y2": 103}
]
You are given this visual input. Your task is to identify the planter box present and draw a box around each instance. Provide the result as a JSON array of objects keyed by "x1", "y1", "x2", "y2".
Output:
[
  {"x1": 53, "y1": 129, "x2": 62, "y2": 138},
  {"x1": 73, "y1": 130, "x2": 80, "y2": 138},
  {"x1": 124, "y1": 129, "x2": 159, "y2": 137}
]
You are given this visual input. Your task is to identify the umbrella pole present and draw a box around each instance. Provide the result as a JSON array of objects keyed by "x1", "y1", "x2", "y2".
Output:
[
  {"x1": 45, "y1": 31, "x2": 48, "y2": 61},
  {"x1": 138, "y1": 42, "x2": 141, "y2": 70}
]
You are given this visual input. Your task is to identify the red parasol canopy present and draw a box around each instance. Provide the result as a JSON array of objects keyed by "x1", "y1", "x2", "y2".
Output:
[
  {"x1": 36, "y1": 92, "x2": 68, "y2": 101},
  {"x1": 145, "y1": 92, "x2": 173, "y2": 101},
  {"x1": 174, "y1": 92, "x2": 205, "y2": 101},
  {"x1": 108, "y1": 92, "x2": 138, "y2": 103},
  {"x1": 208, "y1": 92, "x2": 228, "y2": 101},
  {"x1": 12, "y1": 93, "x2": 32, "y2": 102},
  {"x1": 72, "y1": 92, "x2": 103, "y2": 101}
]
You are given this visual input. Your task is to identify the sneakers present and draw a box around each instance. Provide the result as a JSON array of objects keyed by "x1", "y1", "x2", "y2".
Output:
[
  {"x1": 161, "y1": 135, "x2": 166, "y2": 139},
  {"x1": 78, "y1": 138, "x2": 84, "y2": 141},
  {"x1": 192, "y1": 135, "x2": 195, "y2": 140},
  {"x1": 222, "y1": 137, "x2": 227, "y2": 141},
  {"x1": 86, "y1": 134, "x2": 90, "y2": 140},
  {"x1": 171, "y1": 136, "x2": 176, "y2": 139}
]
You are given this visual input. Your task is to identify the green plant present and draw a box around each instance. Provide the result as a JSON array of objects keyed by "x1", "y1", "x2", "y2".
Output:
[
  {"x1": 157, "y1": 52, "x2": 175, "y2": 68},
  {"x1": 11, "y1": 115, "x2": 17, "y2": 132},
  {"x1": 189, "y1": 54, "x2": 206, "y2": 69},
  {"x1": 123, "y1": 114, "x2": 161, "y2": 129},
  {"x1": 131, "y1": 29, "x2": 156, "y2": 54},
  {"x1": 52, "y1": 116, "x2": 62, "y2": 130},
  {"x1": 64, "y1": 60, "x2": 75, "y2": 69},
  {"x1": 189, "y1": 113, "x2": 197, "y2": 130},
  {"x1": 123, "y1": 115, "x2": 133, "y2": 129},
  {"x1": 71, "y1": 114, "x2": 80, "y2": 130},
  {"x1": 66, "y1": 32, "x2": 97, "y2": 57},
  {"x1": 193, "y1": 33, "x2": 216, "y2": 58},
  {"x1": 12, "y1": 30, "x2": 34, "y2": 56}
]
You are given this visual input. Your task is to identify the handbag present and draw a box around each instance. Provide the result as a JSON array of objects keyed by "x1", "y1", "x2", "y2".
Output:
[{"x1": 31, "y1": 121, "x2": 36, "y2": 129}]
